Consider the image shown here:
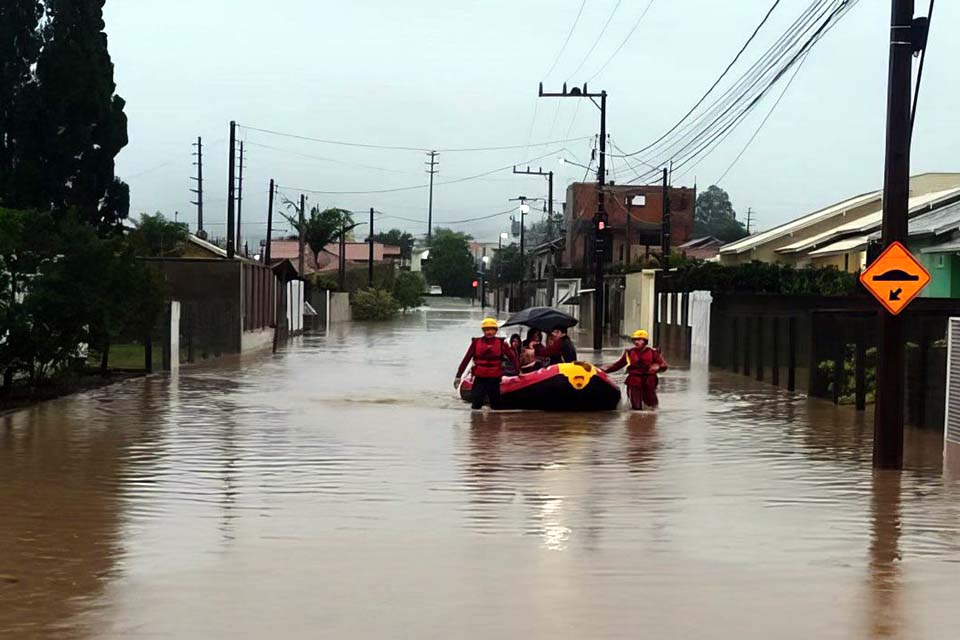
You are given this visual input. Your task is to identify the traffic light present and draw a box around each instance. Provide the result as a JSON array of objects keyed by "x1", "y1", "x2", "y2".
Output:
[
  {"x1": 597, "y1": 220, "x2": 605, "y2": 231},
  {"x1": 472, "y1": 280, "x2": 479, "y2": 289}
]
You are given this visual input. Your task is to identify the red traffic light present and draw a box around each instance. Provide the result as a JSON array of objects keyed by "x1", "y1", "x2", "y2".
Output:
[
  {"x1": 598, "y1": 220, "x2": 605, "y2": 231},
  {"x1": 472, "y1": 280, "x2": 479, "y2": 288}
]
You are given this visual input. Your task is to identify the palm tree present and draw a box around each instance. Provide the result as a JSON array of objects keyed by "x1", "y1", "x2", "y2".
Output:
[{"x1": 282, "y1": 203, "x2": 357, "y2": 267}]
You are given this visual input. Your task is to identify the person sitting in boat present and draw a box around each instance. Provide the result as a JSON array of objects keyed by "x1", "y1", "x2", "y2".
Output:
[
  {"x1": 520, "y1": 335, "x2": 540, "y2": 372},
  {"x1": 503, "y1": 333, "x2": 523, "y2": 376},
  {"x1": 542, "y1": 325, "x2": 578, "y2": 365},
  {"x1": 602, "y1": 329, "x2": 668, "y2": 410},
  {"x1": 455, "y1": 318, "x2": 522, "y2": 410}
]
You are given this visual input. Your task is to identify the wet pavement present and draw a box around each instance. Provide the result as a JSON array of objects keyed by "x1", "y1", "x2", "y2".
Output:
[{"x1": 2, "y1": 300, "x2": 960, "y2": 639}]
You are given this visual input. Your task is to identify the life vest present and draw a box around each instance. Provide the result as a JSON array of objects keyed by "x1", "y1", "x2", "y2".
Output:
[
  {"x1": 472, "y1": 337, "x2": 505, "y2": 378},
  {"x1": 626, "y1": 346, "x2": 662, "y2": 379}
]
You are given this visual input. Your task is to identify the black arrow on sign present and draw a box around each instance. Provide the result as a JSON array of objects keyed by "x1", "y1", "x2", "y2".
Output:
[{"x1": 889, "y1": 288, "x2": 902, "y2": 301}]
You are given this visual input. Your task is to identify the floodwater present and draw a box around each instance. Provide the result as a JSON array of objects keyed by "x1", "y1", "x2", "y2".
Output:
[{"x1": 2, "y1": 301, "x2": 960, "y2": 639}]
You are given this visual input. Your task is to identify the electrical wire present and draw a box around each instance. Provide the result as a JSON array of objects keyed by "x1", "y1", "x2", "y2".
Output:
[
  {"x1": 278, "y1": 148, "x2": 567, "y2": 195},
  {"x1": 543, "y1": 0, "x2": 588, "y2": 80},
  {"x1": 910, "y1": 0, "x2": 935, "y2": 134},
  {"x1": 586, "y1": 0, "x2": 656, "y2": 82},
  {"x1": 567, "y1": 0, "x2": 623, "y2": 80},
  {"x1": 712, "y1": 50, "x2": 811, "y2": 185},
  {"x1": 239, "y1": 123, "x2": 590, "y2": 154}
]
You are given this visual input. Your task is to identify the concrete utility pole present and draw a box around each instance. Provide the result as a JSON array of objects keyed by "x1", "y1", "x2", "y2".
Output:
[
  {"x1": 226, "y1": 121, "x2": 236, "y2": 258},
  {"x1": 512, "y1": 166, "x2": 555, "y2": 239},
  {"x1": 191, "y1": 136, "x2": 204, "y2": 237},
  {"x1": 298, "y1": 194, "x2": 305, "y2": 276},
  {"x1": 236, "y1": 141, "x2": 245, "y2": 254},
  {"x1": 368, "y1": 207, "x2": 375, "y2": 288},
  {"x1": 265, "y1": 179, "x2": 275, "y2": 264},
  {"x1": 660, "y1": 168, "x2": 671, "y2": 268},
  {"x1": 426, "y1": 151, "x2": 439, "y2": 241},
  {"x1": 338, "y1": 219, "x2": 347, "y2": 291},
  {"x1": 874, "y1": 0, "x2": 925, "y2": 470},
  {"x1": 746, "y1": 207, "x2": 754, "y2": 235},
  {"x1": 509, "y1": 195, "x2": 530, "y2": 307},
  {"x1": 540, "y1": 83, "x2": 607, "y2": 350}
]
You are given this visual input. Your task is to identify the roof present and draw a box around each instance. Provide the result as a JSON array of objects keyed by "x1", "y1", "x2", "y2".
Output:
[
  {"x1": 679, "y1": 236, "x2": 723, "y2": 249},
  {"x1": 778, "y1": 187, "x2": 960, "y2": 255},
  {"x1": 269, "y1": 240, "x2": 393, "y2": 273},
  {"x1": 187, "y1": 234, "x2": 228, "y2": 258},
  {"x1": 720, "y1": 190, "x2": 879, "y2": 255},
  {"x1": 807, "y1": 235, "x2": 871, "y2": 257}
]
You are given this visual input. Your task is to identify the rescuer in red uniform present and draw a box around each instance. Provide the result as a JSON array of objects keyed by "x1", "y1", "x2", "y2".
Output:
[
  {"x1": 603, "y1": 329, "x2": 668, "y2": 410},
  {"x1": 455, "y1": 318, "x2": 522, "y2": 410}
]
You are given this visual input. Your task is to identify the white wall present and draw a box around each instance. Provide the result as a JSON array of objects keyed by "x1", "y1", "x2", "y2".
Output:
[
  {"x1": 689, "y1": 291, "x2": 713, "y2": 367},
  {"x1": 287, "y1": 280, "x2": 304, "y2": 334}
]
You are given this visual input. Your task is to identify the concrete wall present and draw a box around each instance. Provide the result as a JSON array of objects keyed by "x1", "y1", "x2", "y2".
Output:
[
  {"x1": 623, "y1": 270, "x2": 657, "y2": 337},
  {"x1": 330, "y1": 292, "x2": 352, "y2": 324},
  {"x1": 286, "y1": 280, "x2": 304, "y2": 334}
]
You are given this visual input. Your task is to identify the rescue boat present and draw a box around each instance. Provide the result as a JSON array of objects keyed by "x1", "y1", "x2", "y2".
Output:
[{"x1": 459, "y1": 362, "x2": 622, "y2": 411}]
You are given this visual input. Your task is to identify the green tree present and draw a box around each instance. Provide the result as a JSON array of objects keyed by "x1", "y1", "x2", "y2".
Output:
[
  {"x1": 393, "y1": 271, "x2": 425, "y2": 311},
  {"x1": 25, "y1": 0, "x2": 130, "y2": 227},
  {"x1": 490, "y1": 243, "x2": 523, "y2": 284},
  {"x1": 694, "y1": 185, "x2": 747, "y2": 243},
  {"x1": 424, "y1": 228, "x2": 475, "y2": 297},
  {"x1": 351, "y1": 288, "x2": 399, "y2": 321},
  {"x1": 372, "y1": 228, "x2": 415, "y2": 260},
  {"x1": 129, "y1": 212, "x2": 189, "y2": 257},
  {"x1": 0, "y1": 1, "x2": 43, "y2": 207},
  {"x1": 283, "y1": 204, "x2": 355, "y2": 267}
]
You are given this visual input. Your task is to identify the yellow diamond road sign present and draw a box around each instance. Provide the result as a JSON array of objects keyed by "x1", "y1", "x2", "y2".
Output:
[{"x1": 859, "y1": 241, "x2": 931, "y2": 315}]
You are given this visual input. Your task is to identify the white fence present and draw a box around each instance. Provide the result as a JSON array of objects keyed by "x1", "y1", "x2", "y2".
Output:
[{"x1": 689, "y1": 291, "x2": 712, "y2": 367}]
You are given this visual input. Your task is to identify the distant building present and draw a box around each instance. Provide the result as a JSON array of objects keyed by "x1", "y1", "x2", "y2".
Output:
[
  {"x1": 679, "y1": 236, "x2": 724, "y2": 261},
  {"x1": 268, "y1": 239, "x2": 400, "y2": 274},
  {"x1": 563, "y1": 181, "x2": 696, "y2": 269}
]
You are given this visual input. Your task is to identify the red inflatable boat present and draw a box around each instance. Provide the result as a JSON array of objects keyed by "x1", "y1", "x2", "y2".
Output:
[{"x1": 458, "y1": 362, "x2": 621, "y2": 411}]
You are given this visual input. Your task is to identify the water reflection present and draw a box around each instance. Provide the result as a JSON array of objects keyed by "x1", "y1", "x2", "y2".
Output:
[{"x1": 1, "y1": 301, "x2": 959, "y2": 638}]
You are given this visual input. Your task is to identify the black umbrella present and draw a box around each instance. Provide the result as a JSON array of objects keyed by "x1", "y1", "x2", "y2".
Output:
[{"x1": 502, "y1": 306, "x2": 578, "y2": 332}]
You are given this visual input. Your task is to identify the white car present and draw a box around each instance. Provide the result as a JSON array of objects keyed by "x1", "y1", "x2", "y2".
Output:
[{"x1": 428, "y1": 285, "x2": 443, "y2": 296}]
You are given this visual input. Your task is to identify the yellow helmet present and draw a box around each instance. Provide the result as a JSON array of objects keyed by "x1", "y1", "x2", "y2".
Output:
[
  {"x1": 481, "y1": 317, "x2": 498, "y2": 330},
  {"x1": 631, "y1": 329, "x2": 649, "y2": 340}
]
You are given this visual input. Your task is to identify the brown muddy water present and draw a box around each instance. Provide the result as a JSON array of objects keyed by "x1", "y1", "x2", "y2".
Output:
[{"x1": 2, "y1": 301, "x2": 959, "y2": 639}]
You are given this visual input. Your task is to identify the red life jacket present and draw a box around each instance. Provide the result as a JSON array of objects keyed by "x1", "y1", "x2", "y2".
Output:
[
  {"x1": 472, "y1": 337, "x2": 505, "y2": 378},
  {"x1": 626, "y1": 346, "x2": 661, "y2": 380}
]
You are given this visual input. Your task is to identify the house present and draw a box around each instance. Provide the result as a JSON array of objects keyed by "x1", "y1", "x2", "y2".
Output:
[
  {"x1": 563, "y1": 181, "x2": 696, "y2": 269},
  {"x1": 718, "y1": 172, "x2": 960, "y2": 266},
  {"x1": 679, "y1": 237, "x2": 724, "y2": 261},
  {"x1": 268, "y1": 239, "x2": 399, "y2": 274}
]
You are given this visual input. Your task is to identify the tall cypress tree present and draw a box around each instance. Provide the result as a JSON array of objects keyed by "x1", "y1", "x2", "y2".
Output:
[
  {"x1": 33, "y1": 0, "x2": 129, "y2": 228},
  {"x1": 0, "y1": 1, "x2": 43, "y2": 207}
]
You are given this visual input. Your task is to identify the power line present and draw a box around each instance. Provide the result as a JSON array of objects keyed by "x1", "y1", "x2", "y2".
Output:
[
  {"x1": 277, "y1": 147, "x2": 568, "y2": 195},
  {"x1": 543, "y1": 0, "x2": 588, "y2": 80},
  {"x1": 567, "y1": 0, "x2": 623, "y2": 80},
  {"x1": 587, "y1": 0, "x2": 657, "y2": 81},
  {"x1": 614, "y1": 0, "x2": 783, "y2": 158},
  {"x1": 239, "y1": 123, "x2": 590, "y2": 154}
]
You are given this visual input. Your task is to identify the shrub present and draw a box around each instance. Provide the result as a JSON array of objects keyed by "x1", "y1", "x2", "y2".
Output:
[
  {"x1": 393, "y1": 271, "x2": 425, "y2": 311},
  {"x1": 351, "y1": 288, "x2": 400, "y2": 320}
]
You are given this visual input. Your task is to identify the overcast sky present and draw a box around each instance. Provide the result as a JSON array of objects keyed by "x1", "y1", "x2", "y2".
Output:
[{"x1": 104, "y1": 0, "x2": 957, "y2": 245}]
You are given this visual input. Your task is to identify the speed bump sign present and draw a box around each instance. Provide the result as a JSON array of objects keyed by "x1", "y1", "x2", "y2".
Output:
[{"x1": 859, "y1": 241, "x2": 931, "y2": 315}]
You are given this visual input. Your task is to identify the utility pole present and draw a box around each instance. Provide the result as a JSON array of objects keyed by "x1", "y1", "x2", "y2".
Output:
[
  {"x1": 236, "y1": 141, "x2": 245, "y2": 254},
  {"x1": 226, "y1": 121, "x2": 236, "y2": 259},
  {"x1": 509, "y1": 196, "x2": 529, "y2": 308},
  {"x1": 338, "y1": 219, "x2": 346, "y2": 291},
  {"x1": 512, "y1": 165, "x2": 555, "y2": 238},
  {"x1": 191, "y1": 136, "x2": 204, "y2": 238},
  {"x1": 540, "y1": 82, "x2": 607, "y2": 350},
  {"x1": 368, "y1": 207, "x2": 375, "y2": 288},
  {"x1": 298, "y1": 194, "x2": 305, "y2": 276},
  {"x1": 496, "y1": 232, "x2": 505, "y2": 315},
  {"x1": 426, "y1": 151, "x2": 439, "y2": 241},
  {"x1": 746, "y1": 207, "x2": 754, "y2": 235},
  {"x1": 874, "y1": 0, "x2": 923, "y2": 470},
  {"x1": 265, "y1": 179, "x2": 275, "y2": 264},
  {"x1": 661, "y1": 168, "x2": 671, "y2": 268}
]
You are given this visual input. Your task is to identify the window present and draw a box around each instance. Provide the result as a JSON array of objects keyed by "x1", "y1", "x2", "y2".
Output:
[{"x1": 938, "y1": 254, "x2": 945, "y2": 268}]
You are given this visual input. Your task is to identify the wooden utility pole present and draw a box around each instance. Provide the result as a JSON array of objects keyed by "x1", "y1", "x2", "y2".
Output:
[{"x1": 874, "y1": 0, "x2": 920, "y2": 470}]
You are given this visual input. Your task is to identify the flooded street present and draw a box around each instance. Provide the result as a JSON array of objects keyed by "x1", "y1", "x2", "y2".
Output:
[{"x1": 3, "y1": 301, "x2": 960, "y2": 639}]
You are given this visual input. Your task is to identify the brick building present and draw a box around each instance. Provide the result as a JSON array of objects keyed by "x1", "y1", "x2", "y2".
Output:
[{"x1": 563, "y1": 182, "x2": 696, "y2": 268}]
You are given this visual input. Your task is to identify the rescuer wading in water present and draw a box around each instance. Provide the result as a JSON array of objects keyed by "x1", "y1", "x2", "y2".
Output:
[
  {"x1": 603, "y1": 329, "x2": 668, "y2": 410},
  {"x1": 455, "y1": 318, "x2": 522, "y2": 410}
]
